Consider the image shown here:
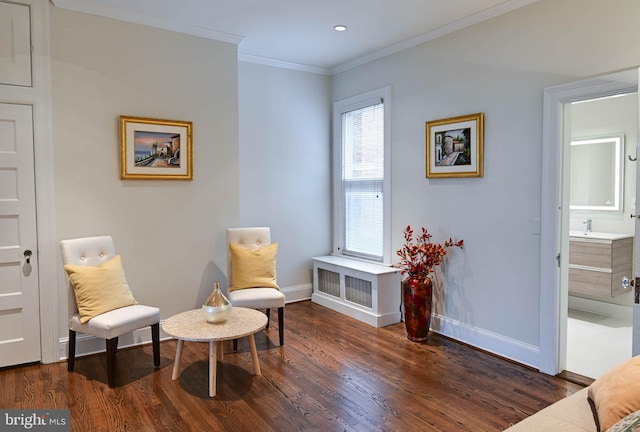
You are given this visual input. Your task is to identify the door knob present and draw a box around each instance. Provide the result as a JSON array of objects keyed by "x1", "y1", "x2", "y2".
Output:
[
  {"x1": 23, "y1": 249, "x2": 32, "y2": 264},
  {"x1": 621, "y1": 277, "x2": 640, "y2": 304},
  {"x1": 627, "y1": 277, "x2": 640, "y2": 304},
  {"x1": 622, "y1": 276, "x2": 635, "y2": 289}
]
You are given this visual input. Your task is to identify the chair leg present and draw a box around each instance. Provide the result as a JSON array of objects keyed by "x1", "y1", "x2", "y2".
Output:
[
  {"x1": 151, "y1": 323, "x2": 160, "y2": 367},
  {"x1": 68, "y1": 330, "x2": 76, "y2": 371},
  {"x1": 278, "y1": 307, "x2": 284, "y2": 346},
  {"x1": 106, "y1": 337, "x2": 119, "y2": 388},
  {"x1": 265, "y1": 308, "x2": 271, "y2": 329}
]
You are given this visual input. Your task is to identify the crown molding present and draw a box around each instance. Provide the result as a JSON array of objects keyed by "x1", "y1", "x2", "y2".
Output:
[
  {"x1": 237, "y1": 53, "x2": 330, "y2": 76},
  {"x1": 51, "y1": 0, "x2": 537, "y2": 76},
  {"x1": 331, "y1": 0, "x2": 539, "y2": 75},
  {"x1": 51, "y1": 0, "x2": 244, "y2": 44}
]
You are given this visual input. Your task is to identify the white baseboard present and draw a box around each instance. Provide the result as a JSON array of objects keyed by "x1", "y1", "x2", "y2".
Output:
[
  {"x1": 431, "y1": 314, "x2": 540, "y2": 369},
  {"x1": 568, "y1": 296, "x2": 633, "y2": 321},
  {"x1": 58, "y1": 285, "x2": 540, "y2": 370},
  {"x1": 58, "y1": 283, "x2": 313, "y2": 361},
  {"x1": 282, "y1": 283, "x2": 312, "y2": 303},
  {"x1": 58, "y1": 326, "x2": 172, "y2": 361}
]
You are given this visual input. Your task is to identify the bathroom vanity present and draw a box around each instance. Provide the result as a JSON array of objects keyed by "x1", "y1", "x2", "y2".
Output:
[{"x1": 568, "y1": 232, "x2": 633, "y2": 298}]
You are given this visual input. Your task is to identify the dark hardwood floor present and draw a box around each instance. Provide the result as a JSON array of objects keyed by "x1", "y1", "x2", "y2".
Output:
[{"x1": 0, "y1": 301, "x2": 585, "y2": 431}]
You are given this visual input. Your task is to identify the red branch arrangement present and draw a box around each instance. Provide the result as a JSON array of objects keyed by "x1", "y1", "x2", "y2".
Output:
[{"x1": 396, "y1": 225, "x2": 464, "y2": 280}]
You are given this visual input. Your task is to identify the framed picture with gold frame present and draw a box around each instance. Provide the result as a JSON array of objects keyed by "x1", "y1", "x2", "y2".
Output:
[
  {"x1": 120, "y1": 116, "x2": 193, "y2": 180},
  {"x1": 426, "y1": 113, "x2": 484, "y2": 178}
]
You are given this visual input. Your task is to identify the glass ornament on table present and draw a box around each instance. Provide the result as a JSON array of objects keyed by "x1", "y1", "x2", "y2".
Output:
[{"x1": 202, "y1": 281, "x2": 232, "y2": 323}]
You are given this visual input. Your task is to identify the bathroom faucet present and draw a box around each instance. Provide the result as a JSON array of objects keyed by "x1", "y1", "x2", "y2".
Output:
[{"x1": 583, "y1": 219, "x2": 592, "y2": 233}]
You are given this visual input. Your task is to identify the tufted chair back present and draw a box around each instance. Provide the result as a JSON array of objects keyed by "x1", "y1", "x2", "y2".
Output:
[
  {"x1": 226, "y1": 227, "x2": 271, "y2": 286},
  {"x1": 60, "y1": 235, "x2": 116, "y2": 266},
  {"x1": 60, "y1": 236, "x2": 116, "y2": 313},
  {"x1": 59, "y1": 235, "x2": 161, "y2": 387},
  {"x1": 225, "y1": 227, "x2": 284, "y2": 346}
]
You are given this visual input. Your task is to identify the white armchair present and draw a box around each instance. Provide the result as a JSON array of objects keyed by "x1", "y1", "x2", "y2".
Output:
[
  {"x1": 227, "y1": 227, "x2": 285, "y2": 347},
  {"x1": 59, "y1": 236, "x2": 161, "y2": 387}
]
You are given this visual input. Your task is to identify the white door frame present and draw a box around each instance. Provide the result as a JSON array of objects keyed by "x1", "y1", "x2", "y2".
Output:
[
  {"x1": 0, "y1": 0, "x2": 58, "y2": 364},
  {"x1": 540, "y1": 69, "x2": 638, "y2": 375},
  {"x1": 32, "y1": 0, "x2": 59, "y2": 365}
]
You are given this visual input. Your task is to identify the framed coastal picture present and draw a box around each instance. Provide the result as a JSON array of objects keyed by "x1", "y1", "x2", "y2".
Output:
[
  {"x1": 120, "y1": 116, "x2": 193, "y2": 180},
  {"x1": 425, "y1": 113, "x2": 484, "y2": 178}
]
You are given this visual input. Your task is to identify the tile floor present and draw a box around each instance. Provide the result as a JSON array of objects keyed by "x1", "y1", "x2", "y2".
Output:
[{"x1": 566, "y1": 308, "x2": 632, "y2": 379}]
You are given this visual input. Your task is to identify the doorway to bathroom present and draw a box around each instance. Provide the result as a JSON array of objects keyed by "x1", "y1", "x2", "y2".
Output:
[
  {"x1": 563, "y1": 88, "x2": 638, "y2": 380},
  {"x1": 539, "y1": 67, "x2": 640, "y2": 378}
]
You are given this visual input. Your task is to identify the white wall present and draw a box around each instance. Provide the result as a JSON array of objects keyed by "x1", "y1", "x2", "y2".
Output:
[
  {"x1": 238, "y1": 62, "x2": 332, "y2": 298},
  {"x1": 332, "y1": 0, "x2": 640, "y2": 366},
  {"x1": 47, "y1": 0, "x2": 640, "y2": 368},
  {"x1": 51, "y1": 9, "x2": 240, "y2": 342},
  {"x1": 50, "y1": 9, "x2": 333, "y2": 356}
]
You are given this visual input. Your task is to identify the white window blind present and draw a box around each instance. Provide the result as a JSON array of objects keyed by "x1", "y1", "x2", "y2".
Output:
[{"x1": 341, "y1": 102, "x2": 384, "y2": 261}]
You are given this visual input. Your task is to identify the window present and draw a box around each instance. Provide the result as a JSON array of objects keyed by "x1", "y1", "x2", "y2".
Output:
[{"x1": 333, "y1": 87, "x2": 391, "y2": 263}]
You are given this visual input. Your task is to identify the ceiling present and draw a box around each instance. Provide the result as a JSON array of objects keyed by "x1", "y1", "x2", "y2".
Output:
[{"x1": 51, "y1": 0, "x2": 537, "y2": 74}]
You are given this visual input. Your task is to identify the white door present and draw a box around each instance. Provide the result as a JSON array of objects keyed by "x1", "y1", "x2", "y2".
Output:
[{"x1": 0, "y1": 102, "x2": 41, "y2": 366}]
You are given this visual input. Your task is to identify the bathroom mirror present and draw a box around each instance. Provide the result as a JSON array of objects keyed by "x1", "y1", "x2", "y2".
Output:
[{"x1": 570, "y1": 134, "x2": 624, "y2": 212}]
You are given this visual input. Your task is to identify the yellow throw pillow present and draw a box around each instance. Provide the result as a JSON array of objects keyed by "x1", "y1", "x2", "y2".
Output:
[
  {"x1": 588, "y1": 355, "x2": 640, "y2": 432},
  {"x1": 229, "y1": 242, "x2": 279, "y2": 291},
  {"x1": 64, "y1": 255, "x2": 138, "y2": 324}
]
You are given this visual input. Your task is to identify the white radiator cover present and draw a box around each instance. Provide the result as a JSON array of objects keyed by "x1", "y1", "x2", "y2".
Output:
[{"x1": 311, "y1": 256, "x2": 402, "y2": 327}]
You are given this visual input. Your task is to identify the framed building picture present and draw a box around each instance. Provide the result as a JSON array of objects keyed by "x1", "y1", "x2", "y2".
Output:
[
  {"x1": 426, "y1": 113, "x2": 484, "y2": 178},
  {"x1": 120, "y1": 116, "x2": 193, "y2": 180}
]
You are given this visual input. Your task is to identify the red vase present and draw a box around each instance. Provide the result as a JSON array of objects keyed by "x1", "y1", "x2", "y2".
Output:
[{"x1": 403, "y1": 277, "x2": 433, "y2": 342}]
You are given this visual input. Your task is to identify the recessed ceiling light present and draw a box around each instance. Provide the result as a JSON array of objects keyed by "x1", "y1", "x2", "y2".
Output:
[{"x1": 334, "y1": 25, "x2": 347, "y2": 32}]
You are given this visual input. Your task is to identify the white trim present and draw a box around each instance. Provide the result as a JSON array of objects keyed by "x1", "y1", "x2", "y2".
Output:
[
  {"x1": 540, "y1": 69, "x2": 638, "y2": 375},
  {"x1": 331, "y1": 0, "x2": 539, "y2": 75},
  {"x1": 0, "y1": 0, "x2": 57, "y2": 365},
  {"x1": 55, "y1": 283, "x2": 309, "y2": 361},
  {"x1": 431, "y1": 314, "x2": 539, "y2": 368},
  {"x1": 568, "y1": 296, "x2": 633, "y2": 322},
  {"x1": 51, "y1": 0, "x2": 243, "y2": 44},
  {"x1": 61, "y1": 311, "x2": 539, "y2": 366},
  {"x1": 58, "y1": 326, "x2": 171, "y2": 361},
  {"x1": 31, "y1": 0, "x2": 58, "y2": 366},
  {"x1": 282, "y1": 283, "x2": 312, "y2": 303},
  {"x1": 332, "y1": 86, "x2": 393, "y2": 264},
  {"x1": 238, "y1": 54, "x2": 330, "y2": 76},
  {"x1": 51, "y1": 0, "x2": 536, "y2": 76}
]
